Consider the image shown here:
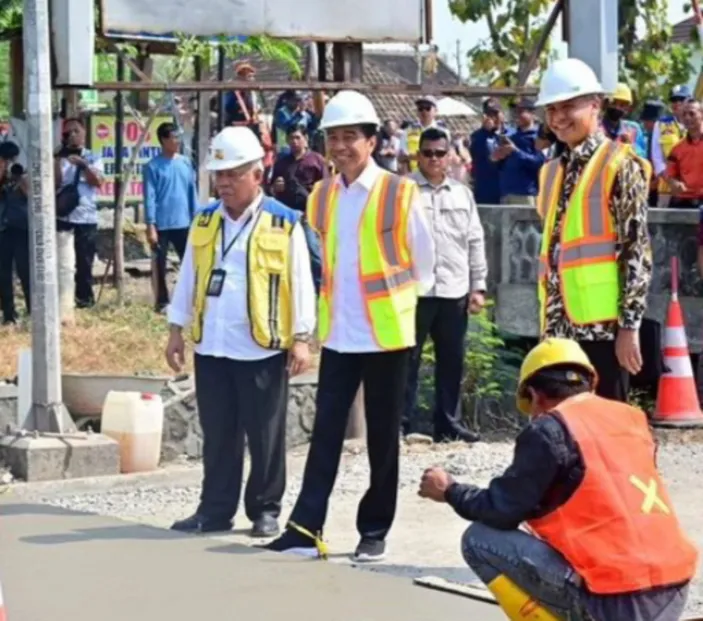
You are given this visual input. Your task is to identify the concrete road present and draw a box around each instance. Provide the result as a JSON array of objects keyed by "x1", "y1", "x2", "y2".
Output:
[{"x1": 0, "y1": 500, "x2": 504, "y2": 621}]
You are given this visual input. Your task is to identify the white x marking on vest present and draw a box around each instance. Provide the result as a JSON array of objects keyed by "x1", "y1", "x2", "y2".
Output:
[{"x1": 629, "y1": 475, "x2": 670, "y2": 515}]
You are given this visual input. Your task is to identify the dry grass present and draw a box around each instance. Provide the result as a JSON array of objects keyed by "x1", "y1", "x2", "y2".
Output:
[
  {"x1": 0, "y1": 271, "x2": 320, "y2": 380},
  {"x1": 0, "y1": 290, "x2": 187, "y2": 379}
]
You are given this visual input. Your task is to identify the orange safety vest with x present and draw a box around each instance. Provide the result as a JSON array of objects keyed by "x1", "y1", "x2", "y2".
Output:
[
  {"x1": 536, "y1": 139, "x2": 651, "y2": 334},
  {"x1": 527, "y1": 393, "x2": 698, "y2": 595},
  {"x1": 306, "y1": 171, "x2": 419, "y2": 350}
]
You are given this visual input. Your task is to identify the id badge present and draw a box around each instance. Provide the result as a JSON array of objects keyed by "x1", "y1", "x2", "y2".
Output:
[{"x1": 206, "y1": 268, "x2": 226, "y2": 297}]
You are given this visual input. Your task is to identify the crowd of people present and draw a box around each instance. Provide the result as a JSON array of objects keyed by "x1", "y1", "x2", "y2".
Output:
[{"x1": 2, "y1": 61, "x2": 703, "y2": 323}]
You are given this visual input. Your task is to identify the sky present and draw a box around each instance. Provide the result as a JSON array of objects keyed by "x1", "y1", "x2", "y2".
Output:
[{"x1": 433, "y1": 0, "x2": 691, "y2": 73}]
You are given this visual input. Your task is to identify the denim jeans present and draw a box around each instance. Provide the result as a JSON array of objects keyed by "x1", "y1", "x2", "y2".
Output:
[
  {"x1": 462, "y1": 523, "x2": 689, "y2": 621},
  {"x1": 301, "y1": 219, "x2": 321, "y2": 295}
]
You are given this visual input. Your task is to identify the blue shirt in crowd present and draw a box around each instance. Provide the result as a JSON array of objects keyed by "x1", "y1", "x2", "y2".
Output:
[
  {"x1": 143, "y1": 153, "x2": 198, "y2": 230},
  {"x1": 274, "y1": 107, "x2": 312, "y2": 137},
  {"x1": 469, "y1": 127, "x2": 502, "y2": 204},
  {"x1": 601, "y1": 119, "x2": 648, "y2": 159},
  {"x1": 498, "y1": 126, "x2": 545, "y2": 198}
]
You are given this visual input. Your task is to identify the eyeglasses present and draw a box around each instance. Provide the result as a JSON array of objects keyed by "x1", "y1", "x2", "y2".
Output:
[
  {"x1": 420, "y1": 149, "x2": 448, "y2": 158},
  {"x1": 417, "y1": 105, "x2": 433, "y2": 112}
]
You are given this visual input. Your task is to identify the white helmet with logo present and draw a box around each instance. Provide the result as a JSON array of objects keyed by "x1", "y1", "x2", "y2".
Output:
[
  {"x1": 320, "y1": 90, "x2": 380, "y2": 130},
  {"x1": 536, "y1": 58, "x2": 604, "y2": 107},
  {"x1": 206, "y1": 126, "x2": 264, "y2": 172}
]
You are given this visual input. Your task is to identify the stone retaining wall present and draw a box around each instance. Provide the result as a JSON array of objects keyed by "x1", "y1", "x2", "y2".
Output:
[{"x1": 0, "y1": 375, "x2": 319, "y2": 464}]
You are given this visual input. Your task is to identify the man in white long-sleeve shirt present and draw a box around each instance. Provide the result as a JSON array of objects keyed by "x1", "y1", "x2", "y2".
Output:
[
  {"x1": 165, "y1": 126, "x2": 316, "y2": 538},
  {"x1": 265, "y1": 91, "x2": 435, "y2": 562},
  {"x1": 405, "y1": 127, "x2": 488, "y2": 444}
]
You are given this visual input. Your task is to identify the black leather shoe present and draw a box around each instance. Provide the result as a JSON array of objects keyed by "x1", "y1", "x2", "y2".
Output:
[
  {"x1": 250, "y1": 515, "x2": 280, "y2": 538},
  {"x1": 170, "y1": 514, "x2": 232, "y2": 534}
]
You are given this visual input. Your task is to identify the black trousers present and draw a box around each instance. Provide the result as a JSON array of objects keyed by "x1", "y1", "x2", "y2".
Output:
[
  {"x1": 153, "y1": 228, "x2": 189, "y2": 307},
  {"x1": 579, "y1": 340, "x2": 629, "y2": 402},
  {"x1": 0, "y1": 228, "x2": 30, "y2": 322},
  {"x1": 194, "y1": 352, "x2": 288, "y2": 523},
  {"x1": 73, "y1": 223, "x2": 97, "y2": 307},
  {"x1": 288, "y1": 347, "x2": 411, "y2": 541},
  {"x1": 404, "y1": 295, "x2": 470, "y2": 440}
]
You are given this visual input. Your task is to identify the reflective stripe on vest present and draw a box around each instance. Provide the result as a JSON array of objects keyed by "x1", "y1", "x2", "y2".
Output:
[
  {"x1": 537, "y1": 140, "x2": 627, "y2": 332},
  {"x1": 190, "y1": 201, "x2": 296, "y2": 349},
  {"x1": 307, "y1": 172, "x2": 417, "y2": 350},
  {"x1": 527, "y1": 393, "x2": 698, "y2": 594}
]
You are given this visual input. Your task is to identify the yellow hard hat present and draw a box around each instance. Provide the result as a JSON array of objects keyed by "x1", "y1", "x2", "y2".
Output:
[
  {"x1": 516, "y1": 338, "x2": 597, "y2": 415},
  {"x1": 609, "y1": 83, "x2": 633, "y2": 105}
]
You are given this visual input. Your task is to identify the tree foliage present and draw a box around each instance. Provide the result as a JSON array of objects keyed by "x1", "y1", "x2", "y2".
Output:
[
  {"x1": 449, "y1": 0, "x2": 695, "y2": 102},
  {"x1": 618, "y1": 0, "x2": 693, "y2": 103},
  {"x1": 448, "y1": 0, "x2": 554, "y2": 87},
  {"x1": 0, "y1": 0, "x2": 301, "y2": 119}
]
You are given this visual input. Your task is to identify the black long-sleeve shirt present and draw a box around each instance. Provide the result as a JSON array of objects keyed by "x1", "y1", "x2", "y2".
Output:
[{"x1": 444, "y1": 413, "x2": 585, "y2": 530}]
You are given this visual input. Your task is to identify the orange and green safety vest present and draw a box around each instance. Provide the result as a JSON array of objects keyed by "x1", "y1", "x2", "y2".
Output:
[
  {"x1": 536, "y1": 139, "x2": 651, "y2": 333},
  {"x1": 306, "y1": 171, "x2": 418, "y2": 350}
]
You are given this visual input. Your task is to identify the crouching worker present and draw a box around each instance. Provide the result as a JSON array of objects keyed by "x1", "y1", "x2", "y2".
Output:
[{"x1": 418, "y1": 338, "x2": 697, "y2": 621}]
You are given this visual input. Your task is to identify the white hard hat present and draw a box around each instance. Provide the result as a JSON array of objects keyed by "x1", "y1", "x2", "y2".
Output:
[
  {"x1": 320, "y1": 90, "x2": 380, "y2": 130},
  {"x1": 206, "y1": 126, "x2": 264, "y2": 172},
  {"x1": 536, "y1": 58, "x2": 604, "y2": 107}
]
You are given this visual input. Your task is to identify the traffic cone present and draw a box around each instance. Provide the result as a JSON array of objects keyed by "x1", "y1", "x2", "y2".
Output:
[
  {"x1": 0, "y1": 577, "x2": 6, "y2": 621},
  {"x1": 652, "y1": 258, "x2": 703, "y2": 428}
]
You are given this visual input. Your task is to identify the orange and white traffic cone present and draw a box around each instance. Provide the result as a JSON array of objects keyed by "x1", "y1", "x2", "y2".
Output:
[
  {"x1": 652, "y1": 257, "x2": 703, "y2": 428},
  {"x1": 0, "y1": 577, "x2": 7, "y2": 621}
]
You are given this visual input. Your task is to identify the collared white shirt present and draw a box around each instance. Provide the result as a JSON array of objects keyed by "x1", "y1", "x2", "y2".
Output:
[
  {"x1": 324, "y1": 160, "x2": 435, "y2": 354},
  {"x1": 57, "y1": 148, "x2": 104, "y2": 225},
  {"x1": 167, "y1": 192, "x2": 316, "y2": 361},
  {"x1": 411, "y1": 171, "x2": 488, "y2": 299}
]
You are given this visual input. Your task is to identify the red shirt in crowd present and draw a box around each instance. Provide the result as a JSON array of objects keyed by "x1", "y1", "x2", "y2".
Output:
[{"x1": 666, "y1": 136, "x2": 703, "y2": 199}]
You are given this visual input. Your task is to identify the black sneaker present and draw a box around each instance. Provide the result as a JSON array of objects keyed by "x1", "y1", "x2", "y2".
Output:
[
  {"x1": 170, "y1": 514, "x2": 232, "y2": 534},
  {"x1": 352, "y1": 538, "x2": 386, "y2": 563},
  {"x1": 262, "y1": 527, "x2": 319, "y2": 558}
]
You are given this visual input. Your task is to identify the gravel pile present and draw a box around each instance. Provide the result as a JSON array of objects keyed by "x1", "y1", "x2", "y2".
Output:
[{"x1": 36, "y1": 442, "x2": 515, "y2": 527}]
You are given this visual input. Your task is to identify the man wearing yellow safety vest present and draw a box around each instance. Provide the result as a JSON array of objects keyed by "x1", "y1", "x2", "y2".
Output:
[
  {"x1": 651, "y1": 85, "x2": 690, "y2": 207},
  {"x1": 165, "y1": 126, "x2": 316, "y2": 537},
  {"x1": 533, "y1": 58, "x2": 653, "y2": 403},
  {"x1": 418, "y1": 338, "x2": 697, "y2": 621},
  {"x1": 265, "y1": 90, "x2": 436, "y2": 562},
  {"x1": 398, "y1": 96, "x2": 448, "y2": 174}
]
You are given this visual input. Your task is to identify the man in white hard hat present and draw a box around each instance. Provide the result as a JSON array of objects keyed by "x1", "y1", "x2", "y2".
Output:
[
  {"x1": 165, "y1": 126, "x2": 316, "y2": 537},
  {"x1": 534, "y1": 58, "x2": 653, "y2": 403},
  {"x1": 265, "y1": 90, "x2": 435, "y2": 562}
]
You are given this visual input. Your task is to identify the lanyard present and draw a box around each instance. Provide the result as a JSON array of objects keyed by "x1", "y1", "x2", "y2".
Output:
[{"x1": 220, "y1": 212, "x2": 254, "y2": 262}]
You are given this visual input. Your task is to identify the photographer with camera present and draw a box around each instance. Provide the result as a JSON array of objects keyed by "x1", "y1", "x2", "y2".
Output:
[
  {"x1": 54, "y1": 117, "x2": 104, "y2": 308},
  {"x1": 0, "y1": 141, "x2": 30, "y2": 324}
]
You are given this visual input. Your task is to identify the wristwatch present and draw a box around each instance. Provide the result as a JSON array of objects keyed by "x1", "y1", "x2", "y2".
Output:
[{"x1": 294, "y1": 332, "x2": 312, "y2": 343}]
